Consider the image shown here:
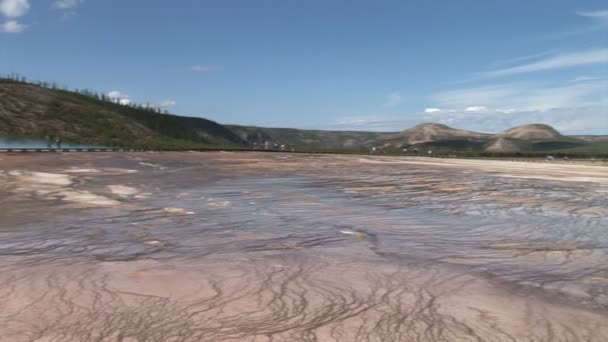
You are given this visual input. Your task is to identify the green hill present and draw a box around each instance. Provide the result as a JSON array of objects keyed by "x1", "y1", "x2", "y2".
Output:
[
  {"x1": 0, "y1": 79, "x2": 244, "y2": 149},
  {"x1": 227, "y1": 125, "x2": 390, "y2": 151}
]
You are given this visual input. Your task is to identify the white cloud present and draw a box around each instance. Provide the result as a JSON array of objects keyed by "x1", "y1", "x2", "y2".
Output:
[
  {"x1": 191, "y1": 65, "x2": 220, "y2": 72},
  {"x1": 477, "y1": 49, "x2": 608, "y2": 78},
  {"x1": 384, "y1": 91, "x2": 403, "y2": 107},
  {"x1": 0, "y1": 0, "x2": 30, "y2": 18},
  {"x1": 107, "y1": 90, "x2": 126, "y2": 99},
  {"x1": 53, "y1": 0, "x2": 83, "y2": 9},
  {"x1": 106, "y1": 90, "x2": 131, "y2": 105},
  {"x1": 1, "y1": 19, "x2": 25, "y2": 32},
  {"x1": 424, "y1": 108, "x2": 441, "y2": 113},
  {"x1": 464, "y1": 106, "x2": 487, "y2": 112},
  {"x1": 0, "y1": 0, "x2": 29, "y2": 33},
  {"x1": 105, "y1": 91, "x2": 176, "y2": 110}
]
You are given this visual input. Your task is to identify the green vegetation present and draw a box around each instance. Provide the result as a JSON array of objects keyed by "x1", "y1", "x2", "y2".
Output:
[
  {"x1": 0, "y1": 77, "x2": 244, "y2": 149},
  {"x1": 227, "y1": 125, "x2": 388, "y2": 150}
]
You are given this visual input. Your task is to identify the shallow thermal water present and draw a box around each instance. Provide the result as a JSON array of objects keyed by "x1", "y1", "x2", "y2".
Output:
[
  {"x1": 0, "y1": 137, "x2": 103, "y2": 149},
  {"x1": 0, "y1": 152, "x2": 607, "y2": 341}
]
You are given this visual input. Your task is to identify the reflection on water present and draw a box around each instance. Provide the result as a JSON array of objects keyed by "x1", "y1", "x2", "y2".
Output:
[
  {"x1": 0, "y1": 137, "x2": 102, "y2": 149},
  {"x1": 0, "y1": 152, "x2": 607, "y2": 341}
]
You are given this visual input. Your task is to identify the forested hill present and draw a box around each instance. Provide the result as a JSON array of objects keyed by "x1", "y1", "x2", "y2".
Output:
[{"x1": 0, "y1": 78, "x2": 244, "y2": 149}]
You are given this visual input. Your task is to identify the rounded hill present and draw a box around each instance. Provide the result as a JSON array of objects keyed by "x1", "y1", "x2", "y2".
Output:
[
  {"x1": 498, "y1": 124, "x2": 561, "y2": 140},
  {"x1": 383, "y1": 123, "x2": 490, "y2": 146}
]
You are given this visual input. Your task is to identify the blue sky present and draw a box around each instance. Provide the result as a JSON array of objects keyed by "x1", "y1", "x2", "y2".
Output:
[{"x1": 1, "y1": 0, "x2": 607, "y2": 134}]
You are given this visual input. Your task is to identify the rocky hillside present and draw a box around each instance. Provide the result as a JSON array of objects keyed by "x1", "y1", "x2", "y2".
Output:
[{"x1": 0, "y1": 79, "x2": 244, "y2": 148}]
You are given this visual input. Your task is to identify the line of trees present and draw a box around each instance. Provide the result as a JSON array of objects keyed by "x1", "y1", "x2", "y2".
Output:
[{"x1": 1, "y1": 72, "x2": 171, "y2": 115}]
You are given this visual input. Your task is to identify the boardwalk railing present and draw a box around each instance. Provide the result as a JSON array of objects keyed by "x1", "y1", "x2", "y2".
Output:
[{"x1": 0, "y1": 148, "x2": 145, "y2": 153}]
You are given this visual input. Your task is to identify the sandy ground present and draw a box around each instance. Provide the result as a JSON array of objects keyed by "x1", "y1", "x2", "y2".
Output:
[{"x1": 0, "y1": 152, "x2": 607, "y2": 342}]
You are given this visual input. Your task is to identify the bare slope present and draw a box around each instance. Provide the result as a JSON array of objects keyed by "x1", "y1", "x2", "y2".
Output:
[{"x1": 484, "y1": 137, "x2": 521, "y2": 152}]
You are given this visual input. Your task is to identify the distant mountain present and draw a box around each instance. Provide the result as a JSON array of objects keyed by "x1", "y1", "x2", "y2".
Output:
[
  {"x1": 227, "y1": 125, "x2": 390, "y2": 150},
  {"x1": 498, "y1": 124, "x2": 561, "y2": 140},
  {"x1": 0, "y1": 79, "x2": 244, "y2": 148},
  {"x1": 374, "y1": 123, "x2": 590, "y2": 152},
  {"x1": 228, "y1": 123, "x2": 602, "y2": 153},
  {"x1": 378, "y1": 123, "x2": 491, "y2": 147}
]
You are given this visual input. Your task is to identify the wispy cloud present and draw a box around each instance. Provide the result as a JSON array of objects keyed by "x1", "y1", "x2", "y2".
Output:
[
  {"x1": 432, "y1": 85, "x2": 518, "y2": 107},
  {"x1": 477, "y1": 48, "x2": 608, "y2": 78},
  {"x1": 191, "y1": 65, "x2": 220, "y2": 73},
  {"x1": 1, "y1": 18, "x2": 24, "y2": 32},
  {"x1": 53, "y1": 0, "x2": 84, "y2": 21},
  {"x1": 157, "y1": 99, "x2": 177, "y2": 109},
  {"x1": 576, "y1": 10, "x2": 608, "y2": 23},
  {"x1": 53, "y1": 0, "x2": 83, "y2": 9},
  {"x1": 384, "y1": 91, "x2": 404, "y2": 107},
  {"x1": 537, "y1": 9, "x2": 608, "y2": 40},
  {"x1": 491, "y1": 49, "x2": 561, "y2": 67},
  {"x1": 572, "y1": 76, "x2": 602, "y2": 82},
  {"x1": 328, "y1": 115, "x2": 414, "y2": 132},
  {"x1": 432, "y1": 80, "x2": 605, "y2": 112}
]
